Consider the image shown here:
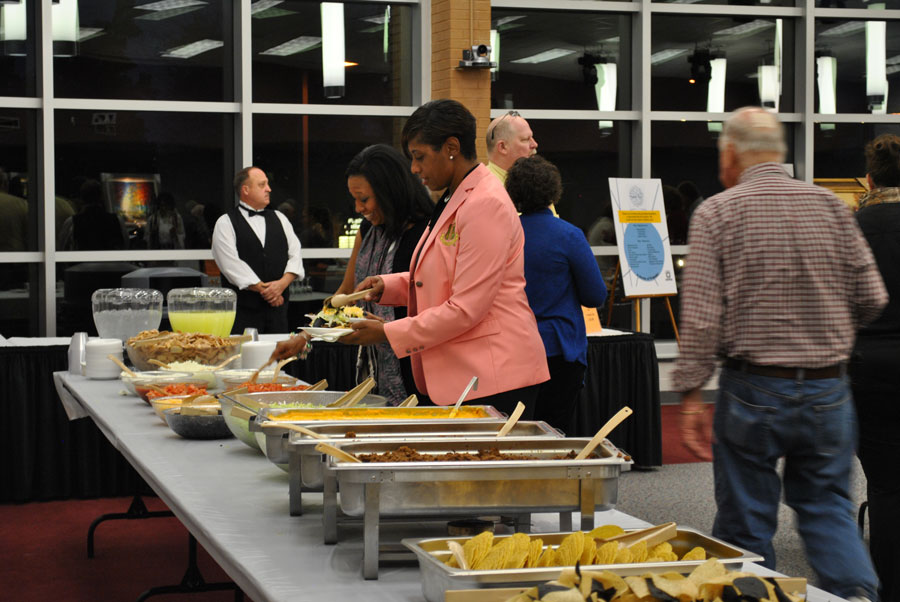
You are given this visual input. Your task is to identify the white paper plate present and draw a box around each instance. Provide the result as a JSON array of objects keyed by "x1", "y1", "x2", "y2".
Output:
[{"x1": 300, "y1": 327, "x2": 354, "y2": 342}]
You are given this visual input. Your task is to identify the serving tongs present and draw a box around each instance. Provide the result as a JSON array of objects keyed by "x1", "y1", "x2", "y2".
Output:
[
  {"x1": 324, "y1": 377, "x2": 375, "y2": 408},
  {"x1": 448, "y1": 376, "x2": 479, "y2": 418},
  {"x1": 574, "y1": 406, "x2": 633, "y2": 460},
  {"x1": 315, "y1": 441, "x2": 362, "y2": 463},
  {"x1": 595, "y1": 521, "x2": 677, "y2": 550},
  {"x1": 321, "y1": 288, "x2": 375, "y2": 309}
]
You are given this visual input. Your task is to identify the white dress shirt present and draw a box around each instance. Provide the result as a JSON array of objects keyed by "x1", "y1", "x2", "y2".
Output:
[{"x1": 211, "y1": 202, "x2": 304, "y2": 290}]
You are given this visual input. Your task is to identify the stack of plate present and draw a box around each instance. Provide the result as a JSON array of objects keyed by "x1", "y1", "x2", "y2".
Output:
[{"x1": 84, "y1": 338, "x2": 124, "y2": 379}]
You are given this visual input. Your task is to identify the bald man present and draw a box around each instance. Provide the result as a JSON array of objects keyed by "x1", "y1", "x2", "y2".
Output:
[
  {"x1": 485, "y1": 110, "x2": 538, "y2": 184},
  {"x1": 672, "y1": 107, "x2": 884, "y2": 602}
]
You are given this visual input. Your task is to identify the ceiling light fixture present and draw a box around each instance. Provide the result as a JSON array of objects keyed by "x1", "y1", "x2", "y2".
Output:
[
  {"x1": 260, "y1": 36, "x2": 320, "y2": 56},
  {"x1": 866, "y1": 17, "x2": 888, "y2": 114},
  {"x1": 251, "y1": 0, "x2": 283, "y2": 15},
  {"x1": 819, "y1": 21, "x2": 866, "y2": 37},
  {"x1": 321, "y1": 2, "x2": 345, "y2": 98},
  {"x1": 713, "y1": 19, "x2": 774, "y2": 39},
  {"x1": 161, "y1": 39, "x2": 223, "y2": 59},
  {"x1": 136, "y1": 0, "x2": 206, "y2": 11},
  {"x1": 490, "y1": 28, "x2": 500, "y2": 81},
  {"x1": 510, "y1": 48, "x2": 575, "y2": 64},
  {"x1": 651, "y1": 48, "x2": 688, "y2": 65}
]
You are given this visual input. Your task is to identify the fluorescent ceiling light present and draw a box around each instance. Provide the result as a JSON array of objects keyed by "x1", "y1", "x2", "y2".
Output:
[
  {"x1": 260, "y1": 35, "x2": 320, "y2": 56},
  {"x1": 491, "y1": 29, "x2": 500, "y2": 75},
  {"x1": 601, "y1": 36, "x2": 619, "y2": 44},
  {"x1": 361, "y1": 15, "x2": 386, "y2": 25},
  {"x1": 161, "y1": 39, "x2": 223, "y2": 59},
  {"x1": 52, "y1": 0, "x2": 78, "y2": 43},
  {"x1": 713, "y1": 19, "x2": 774, "y2": 38},
  {"x1": 78, "y1": 27, "x2": 104, "y2": 42},
  {"x1": 136, "y1": 0, "x2": 206, "y2": 11},
  {"x1": 707, "y1": 57, "x2": 727, "y2": 113},
  {"x1": 886, "y1": 54, "x2": 900, "y2": 65},
  {"x1": 321, "y1": 2, "x2": 345, "y2": 98},
  {"x1": 758, "y1": 64, "x2": 780, "y2": 110},
  {"x1": 816, "y1": 56, "x2": 837, "y2": 114},
  {"x1": 251, "y1": 0, "x2": 282, "y2": 14},
  {"x1": 820, "y1": 21, "x2": 866, "y2": 37},
  {"x1": 886, "y1": 65, "x2": 900, "y2": 75},
  {"x1": 0, "y1": 1, "x2": 27, "y2": 44},
  {"x1": 594, "y1": 62, "x2": 617, "y2": 130},
  {"x1": 135, "y1": 6, "x2": 203, "y2": 20},
  {"x1": 510, "y1": 48, "x2": 575, "y2": 64},
  {"x1": 651, "y1": 48, "x2": 688, "y2": 65},
  {"x1": 866, "y1": 19, "x2": 888, "y2": 114},
  {"x1": 494, "y1": 16, "x2": 524, "y2": 28}
]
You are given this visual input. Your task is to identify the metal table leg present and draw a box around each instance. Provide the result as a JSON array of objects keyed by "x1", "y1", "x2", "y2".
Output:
[
  {"x1": 559, "y1": 512, "x2": 573, "y2": 532},
  {"x1": 136, "y1": 533, "x2": 243, "y2": 602},
  {"x1": 288, "y1": 452, "x2": 303, "y2": 517},
  {"x1": 362, "y1": 482, "x2": 381, "y2": 580},
  {"x1": 580, "y1": 478, "x2": 596, "y2": 530},
  {"x1": 87, "y1": 494, "x2": 174, "y2": 558},
  {"x1": 323, "y1": 472, "x2": 338, "y2": 544}
]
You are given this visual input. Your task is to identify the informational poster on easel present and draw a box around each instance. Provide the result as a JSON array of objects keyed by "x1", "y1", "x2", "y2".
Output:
[
  {"x1": 608, "y1": 178, "x2": 678, "y2": 297},
  {"x1": 606, "y1": 178, "x2": 680, "y2": 342}
]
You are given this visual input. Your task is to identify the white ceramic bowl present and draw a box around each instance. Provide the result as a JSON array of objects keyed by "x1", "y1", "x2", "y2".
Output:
[{"x1": 120, "y1": 370, "x2": 192, "y2": 395}]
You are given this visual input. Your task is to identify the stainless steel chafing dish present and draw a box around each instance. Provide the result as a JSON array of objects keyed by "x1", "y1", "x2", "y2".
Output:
[
  {"x1": 249, "y1": 404, "x2": 505, "y2": 467},
  {"x1": 231, "y1": 391, "x2": 389, "y2": 464},
  {"x1": 320, "y1": 437, "x2": 627, "y2": 579},
  {"x1": 284, "y1": 420, "x2": 566, "y2": 516},
  {"x1": 402, "y1": 527, "x2": 764, "y2": 602}
]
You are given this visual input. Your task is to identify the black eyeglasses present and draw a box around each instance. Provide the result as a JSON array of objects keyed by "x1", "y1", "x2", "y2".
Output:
[{"x1": 489, "y1": 110, "x2": 521, "y2": 142}]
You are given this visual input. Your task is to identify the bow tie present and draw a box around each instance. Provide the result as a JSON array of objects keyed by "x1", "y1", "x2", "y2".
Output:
[{"x1": 241, "y1": 205, "x2": 266, "y2": 217}]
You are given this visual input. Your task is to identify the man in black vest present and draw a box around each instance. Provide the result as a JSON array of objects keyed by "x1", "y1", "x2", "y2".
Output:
[{"x1": 211, "y1": 166, "x2": 303, "y2": 334}]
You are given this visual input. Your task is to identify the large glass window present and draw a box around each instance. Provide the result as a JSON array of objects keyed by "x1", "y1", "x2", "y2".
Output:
[
  {"x1": 813, "y1": 18, "x2": 900, "y2": 115},
  {"x1": 0, "y1": 108, "x2": 37, "y2": 253},
  {"x1": 0, "y1": 264, "x2": 40, "y2": 336},
  {"x1": 490, "y1": 9, "x2": 632, "y2": 111},
  {"x1": 651, "y1": 15, "x2": 796, "y2": 113},
  {"x1": 252, "y1": 1, "x2": 414, "y2": 106},
  {"x1": 0, "y1": 0, "x2": 36, "y2": 96},
  {"x1": 55, "y1": 110, "x2": 233, "y2": 251},
  {"x1": 54, "y1": 1, "x2": 233, "y2": 101},
  {"x1": 814, "y1": 123, "x2": 900, "y2": 179}
]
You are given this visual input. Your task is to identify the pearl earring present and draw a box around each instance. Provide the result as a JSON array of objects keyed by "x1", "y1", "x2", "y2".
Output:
[{"x1": 449, "y1": 155, "x2": 454, "y2": 160}]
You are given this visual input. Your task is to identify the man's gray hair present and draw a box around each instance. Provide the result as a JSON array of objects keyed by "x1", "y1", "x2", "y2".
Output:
[{"x1": 719, "y1": 107, "x2": 787, "y2": 158}]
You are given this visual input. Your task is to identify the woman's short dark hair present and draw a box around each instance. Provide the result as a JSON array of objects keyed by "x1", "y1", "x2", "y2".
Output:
[
  {"x1": 865, "y1": 134, "x2": 900, "y2": 188},
  {"x1": 505, "y1": 156, "x2": 562, "y2": 215},
  {"x1": 345, "y1": 144, "x2": 434, "y2": 239},
  {"x1": 400, "y1": 99, "x2": 477, "y2": 160}
]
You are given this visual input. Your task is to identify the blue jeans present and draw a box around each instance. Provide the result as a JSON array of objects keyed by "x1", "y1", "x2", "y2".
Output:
[{"x1": 712, "y1": 368, "x2": 878, "y2": 600}]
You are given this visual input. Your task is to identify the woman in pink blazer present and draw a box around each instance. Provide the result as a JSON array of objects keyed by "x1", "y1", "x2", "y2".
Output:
[{"x1": 343, "y1": 99, "x2": 549, "y2": 417}]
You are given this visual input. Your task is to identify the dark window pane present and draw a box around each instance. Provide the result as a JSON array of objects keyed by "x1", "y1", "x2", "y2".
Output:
[
  {"x1": 814, "y1": 19, "x2": 900, "y2": 114},
  {"x1": 0, "y1": 264, "x2": 40, "y2": 335},
  {"x1": 532, "y1": 120, "x2": 631, "y2": 234},
  {"x1": 491, "y1": 9, "x2": 632, "y2": 111},
  {"x1": 55, "y1": 110, "x2": 232, "y2": 251},
  {"x1": 655, "y1": 0, "x2": 795, "y2": 4},
  {"x1": 252, "y1": 2, "x2": 414, "y2": 105},
  {"x1": 814, "y1": 123, "x2": 900, "y2": 179},
  {"x1": 0, "y1": 0, "x2": 36, "y2": 96},
  {"x1": 651, "y1": 121, "x2": 795, "y2": 224},
  {"x1": 816, "y1": 0, "x2": 900, "y2": 7},
  {"x1": 651, "y1": 16, "x2": 796, "y2": 113},
  {"x1": 0, "y1": 108, "x2": 38, "y2": 252},
  {"x1": 54, "y1": 1, "x2": 232, "y2": 101}
]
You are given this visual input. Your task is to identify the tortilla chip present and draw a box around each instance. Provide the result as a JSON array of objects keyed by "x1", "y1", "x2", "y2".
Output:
[
  {"x1": 681, "y1": 546, "x2": 707, "y2": 561},
  {"x1": 589, "y1": 524, "x2": 626, "y2": 540}
]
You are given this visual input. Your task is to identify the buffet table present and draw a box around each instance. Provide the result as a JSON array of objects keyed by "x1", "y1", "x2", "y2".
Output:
[{"x1": 51, "y1": 371, "x2": 843, "y2": 602}]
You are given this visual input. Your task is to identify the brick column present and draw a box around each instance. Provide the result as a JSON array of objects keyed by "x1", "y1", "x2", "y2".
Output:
[{"x1": 431, "y1": 0, "x2": 491, "y2": 161}]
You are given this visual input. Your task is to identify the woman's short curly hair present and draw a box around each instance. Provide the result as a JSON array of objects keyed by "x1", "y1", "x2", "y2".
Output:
[
  {"x1": 505, "y1": 155, "x2": 562, "y2": 214},
  {"x1": 865, "y1": 133, "x2": 900, "y2": 188}
]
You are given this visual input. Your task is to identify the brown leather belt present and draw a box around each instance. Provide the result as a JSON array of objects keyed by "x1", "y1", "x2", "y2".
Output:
[{"x1": 724, "y1": 358, "x2": 844, "y2": 380}]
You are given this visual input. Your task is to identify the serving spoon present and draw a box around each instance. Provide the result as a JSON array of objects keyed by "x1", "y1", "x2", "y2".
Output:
[
  {"x1": 574, "y1": 406, "x2": 633, "y2": 460},
  {"x1": 496, "y1": 401, "x2": 525, "y2": 437},
  {"x1": 448, "y1": 376, "x2": 479, "y2": 418},
  {"x1": 107, "y1": 355, "x2": 137, "y2": 378},
  {"x1": 314, "y1": 441, "x2": 362, "y2": 463}
]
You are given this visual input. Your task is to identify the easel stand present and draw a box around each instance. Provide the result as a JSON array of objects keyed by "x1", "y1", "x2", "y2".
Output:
[{"x1": 604, "y1": 260, "x2": 680, "y2": 345}]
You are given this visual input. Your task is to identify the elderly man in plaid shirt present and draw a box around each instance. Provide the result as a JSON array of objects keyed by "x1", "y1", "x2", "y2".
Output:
[{"x1": 672, "y1": 107, "x2": 886, "y2": 602}]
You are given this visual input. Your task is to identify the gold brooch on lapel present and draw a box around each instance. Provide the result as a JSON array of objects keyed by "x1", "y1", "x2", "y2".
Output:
[{"x1": 440, "y1": 221, "x2": 459, "y2": 246}]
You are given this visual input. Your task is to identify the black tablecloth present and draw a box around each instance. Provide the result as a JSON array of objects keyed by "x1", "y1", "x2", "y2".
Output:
[
  {"x1": 287, "y1": 332, "x2": 662, "y2": 467},
  {"x1": 0, "y1": 346, "x2": 141, "y2": 503}
]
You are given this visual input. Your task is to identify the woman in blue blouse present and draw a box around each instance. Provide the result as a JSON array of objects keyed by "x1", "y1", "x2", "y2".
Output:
[{"x1": 506, "y1": 156, "x2": 608, "y2": 435}]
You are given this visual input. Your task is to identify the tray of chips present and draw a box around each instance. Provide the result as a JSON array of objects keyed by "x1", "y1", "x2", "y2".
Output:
[
  {"x1": 402, "y1": 527, "x2": 764, "y2": 602},
  {"x1": 248, "y1": 403, "x2": 505, "y2": 466},
  {"x1": 321, "y1": 437, "x2": 629, "y2": 579},
  {"x1": 283, "y1": 420, "x2": 567, "y2": 516}
]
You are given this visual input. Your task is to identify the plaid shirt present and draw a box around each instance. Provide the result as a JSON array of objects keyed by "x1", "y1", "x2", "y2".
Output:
[{"x1": 672, "y1": 163, "x2": 888, "y2": 392}]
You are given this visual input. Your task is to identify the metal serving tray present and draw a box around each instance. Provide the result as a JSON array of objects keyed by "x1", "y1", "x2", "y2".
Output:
[
  {"x1": 402, "y1": 527, "x2": 764, "y2": 602},
  {"x1": 321, "y1": 437, "x2": 627, "y2": 579},
  {"x1": 284, "y1": 420, "x2": 564, "y2": 516},
  {"x1": 235, "y1": 391, "x2": 389, "y2": 464},
  {"x1": 250, "y1": 404, "x2": 504, "y2": 466}
]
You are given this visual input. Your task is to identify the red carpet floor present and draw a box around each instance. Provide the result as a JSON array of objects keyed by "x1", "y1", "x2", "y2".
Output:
[
  {"x1": 0, "y1": 496, "x2": 250, "y2": 602},
  {"x1": 0, "y1": 405, "x2": 706, "y2": 601},
  {"x1": 660, "y1": 403, "x2": 713, "y2": 465}
]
